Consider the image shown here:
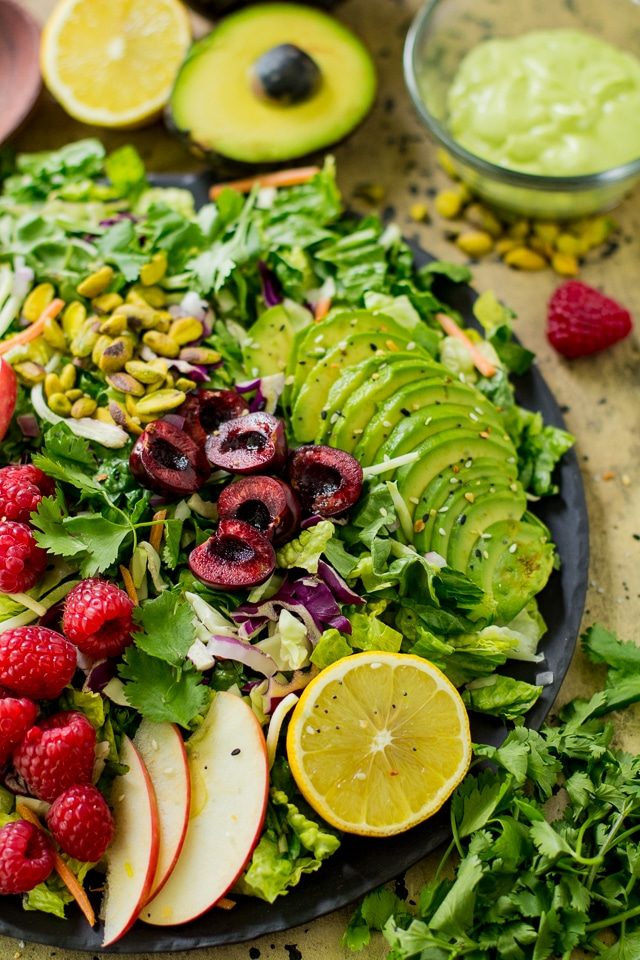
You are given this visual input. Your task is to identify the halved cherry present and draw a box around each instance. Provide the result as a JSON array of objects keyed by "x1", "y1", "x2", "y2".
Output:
[
  {"x1": 183, "y1": 390, "x2": 250, "y2": 447},
  {"x1": 205, "y1": 412, "x2": 287, "y2": 475},
  {"x1": 129, "y1": 420, "x2": 211, "y2": 497},
  {"x1": 188, "y1": 519, "x2": 276, "y2": 589},
  {"x1": 217, "y1": 476, "x2": 301, "y2": 544},
  {"x1": 288, "y1": 445, "x2": 363, "y2": 517}
]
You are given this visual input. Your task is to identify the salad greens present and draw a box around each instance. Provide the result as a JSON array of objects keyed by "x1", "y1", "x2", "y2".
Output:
[
  {"x1": 0, "y1": 140, "x2": 576, "y2": 921},
  {"x1": 344, "y1": 625, "x2": 640, "y2": 960}
]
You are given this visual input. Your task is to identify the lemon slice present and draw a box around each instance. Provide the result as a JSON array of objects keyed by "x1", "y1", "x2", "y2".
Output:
[
  {"x1": 286, "y1": 651, "x2": 472, "y2": 836},
  {"x1": 41, "y1": 0, "x2": 191, "y2": 128}
]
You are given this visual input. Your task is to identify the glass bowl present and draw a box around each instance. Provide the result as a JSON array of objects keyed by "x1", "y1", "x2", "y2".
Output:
[{"x1": 403, "y1": 0, "x2": 640, "y2": 218}]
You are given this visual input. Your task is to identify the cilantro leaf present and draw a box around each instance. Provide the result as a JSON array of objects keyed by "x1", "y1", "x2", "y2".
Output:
[
  {"x1": 132, "y1": 590, "x2": 196, "y2": 667},
  {"x1": 118, "y1": 647, "x2": 207, "y2": 727},
  {"x1": 32, "y1": 497, "x2": 132, "y2": 576}
]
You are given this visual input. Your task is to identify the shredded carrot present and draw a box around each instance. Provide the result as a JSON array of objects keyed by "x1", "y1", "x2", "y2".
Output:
[
  {"x1": 210, "y1": 166, "x2": 321, "y2": 201},
  {"x1": 0, "y1": 299, "x2": 65, "y2": 357},
  {"x1": 16, "y1": 802, "x2": 96, "y2": 927},
  {"x1": 215, "y1": 897, "x2": 236, "y2": 911},
  {"x1": 119, "y1": 565, "x2": 139, "y2": 606},
  {"x1": 149, "y1": 509, "x2": 167, "y2": 554},
  {"x1": 314, "y1": 297, "x2": 332, "y2": 322},
  {"x1": 435, "y1": 312, "x2": 497, "y2": 379}
]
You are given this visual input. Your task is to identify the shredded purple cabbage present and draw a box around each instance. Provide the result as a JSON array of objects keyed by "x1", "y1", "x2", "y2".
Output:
[
  {"x1": 98, "y1": 211, "x2": 139, "y2": 228},
  {"x1": 317, "y1": 560, "x2": 364, "y2": 606},
  {"x1": 232, "y1": 574, "x2": 352, "y2": 639},
  {"x1": 258, "y1": 260, "x2": 283, "y2": 307},
  {"x1": 236, "y1": 378, "x2": 266, "y2": 413}
]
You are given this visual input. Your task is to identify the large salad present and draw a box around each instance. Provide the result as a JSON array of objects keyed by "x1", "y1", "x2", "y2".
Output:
[{"x1": 0, "y1": 139, "x2": 573, "y2": 944}]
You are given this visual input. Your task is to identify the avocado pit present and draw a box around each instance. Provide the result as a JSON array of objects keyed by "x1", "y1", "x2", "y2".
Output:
[{"x1": 252, "y1": 43, "x2": 321, "y2": 105}]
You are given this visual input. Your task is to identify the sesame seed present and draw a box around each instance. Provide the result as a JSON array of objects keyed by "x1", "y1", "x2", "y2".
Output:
[
  {"x1": 424, "y1": 416, "x2": 433, "y2": 426},
  {"x1": 469, "y1": 412, "x2": 479, "y2": 422},
  {"x1": 414, "y1": 519, "x2": 426, "y2": 533},
  {"x1": 409, "y1": 496, "x2": 419, "y2": 505},
  {"x1": 438, "y1": 527, "x2": 446, "y2": 536},
  {"x1": 383, "y1": 420, "x2": 391, "y2": 427},
  {"x1": 464, "y1": 492, "x2": 475, "y2": 503},
  {"x1": 509, "y1": 543, "x2": 517, "y2": 553}
]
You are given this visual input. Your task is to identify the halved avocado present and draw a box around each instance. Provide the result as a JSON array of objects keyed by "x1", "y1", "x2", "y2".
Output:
[{"x1": 169, "y1": 4, "x2": 376, "y2": 164}]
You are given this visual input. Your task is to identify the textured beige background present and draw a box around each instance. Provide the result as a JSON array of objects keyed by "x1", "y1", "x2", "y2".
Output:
[{"x1": 3, "y1": 0, "x2": 640, "y2": 957}]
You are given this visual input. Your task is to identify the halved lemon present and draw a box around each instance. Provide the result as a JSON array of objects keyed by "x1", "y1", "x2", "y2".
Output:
[
  {"x1": 41, "y1": 0, "x2": 191, "y2": 128},
  {"x1": 286, "y1": 651, "x2": 472, "y2": 836}
]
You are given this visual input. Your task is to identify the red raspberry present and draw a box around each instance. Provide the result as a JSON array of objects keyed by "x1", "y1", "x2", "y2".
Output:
[
  {"x1": 0, "y1": 521, "x2": 48, "y2": 594},
  {"x1": 13, "y1": 710, "x2": 96, "y2": 802},
  {"x1": 0, "y1": 696, "x2": 37, "y2": 765},
  {"x1": 0, "y1": 465, "x2": 55, "y2": 499},
  {"x1": 47, "y1": 783, "x2": 114, "y2": 861},
  {"x1": 547, "y1": 280, "x2": 633, "y2": 359},
  {"x1": 62, "y1": 579, "x2": 134, "y2": 659},
  {"x1": 0, "y1": 626, "x2": 77, "y2": 699},
  {"x1": 0, "y1": 820, "x2": 55, "y2": 893},
  {"x1": 0, "y1": 473, "x2": 44, "y2": 524}
]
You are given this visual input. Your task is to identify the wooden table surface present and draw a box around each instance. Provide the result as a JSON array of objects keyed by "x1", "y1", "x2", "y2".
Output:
[{"x1": 3, "y1": 1, "x2": 640, "y2": 958}]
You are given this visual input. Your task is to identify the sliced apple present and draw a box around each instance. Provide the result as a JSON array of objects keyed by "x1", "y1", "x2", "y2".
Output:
[
  {"x1": 101, "y1": 735, "x2": 159, "y2": 947},
  {"x1": 141, "y1": 691, "x2": 269, "y2": 926},
  {"x1": 133, "y1": 719, "x2": 190, "y2": 901}
]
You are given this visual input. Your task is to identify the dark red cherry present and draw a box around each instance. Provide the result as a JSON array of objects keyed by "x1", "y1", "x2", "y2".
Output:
[
  {"x1": 129, "y1": 420, "x2": 210, "y2": 497},
  {"x1": 288, "y1": 445, "x2": 363, "y2": 517},
  {"x1": 183, "y1": 390, "x2": 250, "y2": 447},
  {"x1": 205, "y1": 412, "x2": 287, "y2": 475},
  {"x1": 188, "y1": 519, "x2": 276, "y2": 589},
  {"x1": 217, "y1": 476, "x2": 301, "y2": 544}
]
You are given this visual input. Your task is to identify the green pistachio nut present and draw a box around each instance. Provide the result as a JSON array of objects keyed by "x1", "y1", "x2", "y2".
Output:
[
  {"x1": 70, "y1": 320, "x2": 100, "y2": 358},
  {"x1": 124, "y1": 360, "x2": 166, "y2": 385},
  {"x1": 22, "y1": 283, "x2": 55, "y2": 323},
  {"x1": 44, "y1": 372, "x2": 63, "y2": 399},
  {"x1": 77, "y1": 266, "x2": 114, "y2": 299},
  {"x1": 14, "y1": 361, "x2": 46, "y2": 386},
  {"x1": 142, "y1": 331, "x2": 180, "y2": 358},
  {"x1": 106, "y1": 372, "x2": 147, "y2": 397},
  {"x1": 99, "y1": 314, "x2": 129, "y2": 337},
  {"x1": 70, "y1": 396, "x2": 98, "y2": 419},
  {"x1": 98, "y1": 337, "x2": 135, "y2": 373},
  {"x1": 179, "y1": 346, "x2": 221, "y2": 365},
  {"x1": 58, "y1": 363, "x2": 77, "y2": 392},
  {"x1": 135, "y1": 389, "x2": 187, "y2": 417},
  {"x1": 61, "y1": 301, "x2": 87, "y2": 341},
  {"x1": 140, "y1": 251, "x2": 168, "y2": 287},
  {"x1": 92, "y1": 292, "x2": 124, "y2": 314},
  {"x1": 169, "y1": 316, "x2": 204, "y2": 346},
  {"x1": 65, "y1": 388, "x2": 84, "y2": 402},
  {"x1": 42, "y1": 316, "x2": 68, "y2": 352},
  {"x1": 48, "y1": 392, "x2": 72, "y2": 416}
]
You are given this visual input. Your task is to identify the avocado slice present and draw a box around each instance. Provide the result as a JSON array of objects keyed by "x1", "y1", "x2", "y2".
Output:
[
  {"x1": 315, "y1": 352, "x2": 424, "y2": 443},
  {"x1": 394, "y1": 429, "x2": 517, "y2": 511},
  {"x1": 441, "y1": 484, "x2": 528, "y2": 572},
  {"x1": 413, "y1": 457, "x2": 517, "y2": 552},
  {"x1": 169, "y1": 4, "x2": 376, "y2": 164},
  {"x1": 290, "y1": 309, "x2": 432, "y2": 402},
  {"x1": 355, "y1": 380, "x2": 507, "y2": 466},
  {"x1": 377, "y1": 403, "x2": 500, "y2": 462},
  {"x1": 465, "y1": 515, "x2": 555, "y2": 623},
  {"x1": 291, "y1": 331, "x2": 427, "y2": 442},
  {"x1": 326, "y1": 357, "x2": 444, "y2": 451},
  {"x1": 243, "y1": 302, "x2": 311, "y2": 377}
]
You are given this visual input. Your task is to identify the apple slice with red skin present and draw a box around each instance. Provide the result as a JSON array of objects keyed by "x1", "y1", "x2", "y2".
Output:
[
  {"x1": 141, "y1": 691, "x2": 269, "y2": 926},
  {"x1": 133, "y1": 719, "x2": 191, "y2": 902},
  {"x1": 0, "y1": 359, "x2": 17, "y2": 441},
  {"x1": 101, "y1": 736, "x2": 160, "y2": 947}
]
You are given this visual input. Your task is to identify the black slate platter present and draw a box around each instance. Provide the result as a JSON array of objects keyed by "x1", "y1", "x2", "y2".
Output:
[{"x1": 0, "y1": 174, "x2": 589, "y2": 952}]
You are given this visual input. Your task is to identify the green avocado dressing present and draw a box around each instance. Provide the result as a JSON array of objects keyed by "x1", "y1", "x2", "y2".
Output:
[{"x1": 447, "y1": 29, "x2": 640, "y2": 176}]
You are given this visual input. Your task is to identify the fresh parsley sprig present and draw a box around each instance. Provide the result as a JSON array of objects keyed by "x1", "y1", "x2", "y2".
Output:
[{"x1": 344, "y1": 624, "x2": 640, "y2": 960}]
